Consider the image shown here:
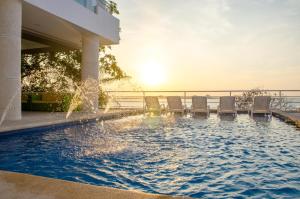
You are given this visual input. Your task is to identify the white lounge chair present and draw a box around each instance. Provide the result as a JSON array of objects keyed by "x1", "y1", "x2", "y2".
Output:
[
  {"x1": 191, "y1": 96, "x2": 209, "y2": 116},
  {"x1": 167, "y1": 96, "x2": 185, "y2": 115},
  {"x1": 217, "y1": 96, "x2": 237, "y2": 116},
  {"x1": 144, "y1": 96, "x2": 162, "y2": 114},
  {"x1": 249, "y1": 96, "x2": 272, "y2": 117}
]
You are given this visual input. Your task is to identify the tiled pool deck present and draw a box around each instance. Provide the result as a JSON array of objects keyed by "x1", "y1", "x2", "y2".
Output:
[
  {"x1": 0, "y1": 110, "x2": 143, "y2": 134},
  {"x1": 0, "y1": 170, "x2": 188, "y2": 199},
  {"x1": 272, "y1": 110, "x2": 300, "y2": 128}
]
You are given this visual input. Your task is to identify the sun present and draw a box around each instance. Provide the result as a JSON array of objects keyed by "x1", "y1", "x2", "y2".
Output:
[{"x1": 139, "y1": 61, "x2": 166, "y2": 87}]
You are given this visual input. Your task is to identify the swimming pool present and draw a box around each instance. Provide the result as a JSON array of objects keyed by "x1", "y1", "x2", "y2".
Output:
[{"x1": 0, "y1": 114, "x2": 299, "y2": 198}]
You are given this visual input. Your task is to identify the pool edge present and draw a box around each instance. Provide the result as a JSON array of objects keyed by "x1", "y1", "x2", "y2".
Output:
[
  {"x1": 272, "y1": 110, "x2": 300, "y2": 128},
  {"x1": 0, "y1": 110, "x2": 144, "y2": 136},
  {"x1": 0, "y1": 170, "x2": 190, "y2": 199}
]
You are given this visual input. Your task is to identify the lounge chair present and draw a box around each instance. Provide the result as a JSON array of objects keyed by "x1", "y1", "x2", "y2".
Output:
[
  {"x1": 217, "y1": 96, "x2": 237, "y2": 116},
  {"x1": 144, "y1": 96, "x2": 162, "y2": 114},
  {"x1": 191, "y1": 96, "x2": 209, "y2": 116},
  {"x1": 249, "y1": 96, "x2": 272, "y2": 117},
  {"x1": 167, "y1": 96, "x2": 185, "y2": 115}
]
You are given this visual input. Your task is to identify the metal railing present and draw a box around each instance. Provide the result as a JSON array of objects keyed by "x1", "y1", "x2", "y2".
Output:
[
  {"x1": 96, "y1": 0, "x2": 108, "y2": 12},
  {"x1": 105, "y1": 90, "x2": 300, "y2": 111},
  {"x1": 74, "y1": 0, "x2": 109, "y2": 14}
]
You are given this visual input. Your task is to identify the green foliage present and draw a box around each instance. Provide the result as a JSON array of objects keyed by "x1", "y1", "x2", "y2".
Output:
[
  {"x1": 99, "y1": 89, "x2": 109, "y2": 108},
  {"x1": 99, "y1": 46, "x2": 128, "y2": 83},
  {"x1": 62, "y1": 94, "x2": 73, "y2": 112},
  {"x1": 21, "y1": 47, "x2": 127, "y2": 93},
  {"x1": 107, "y1": 1, "x2": 119, "y2": 15},
  {"x1": 21, "y1": 46, "x2": 128, "y2": 111},
  {"x1": 22, "y1": 50, "x2": 81, "y2": 92}
]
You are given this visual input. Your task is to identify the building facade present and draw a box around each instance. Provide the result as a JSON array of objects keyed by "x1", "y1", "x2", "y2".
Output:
[{"x1": 0, "y1": 0, "x2": 120, "y2": 120}]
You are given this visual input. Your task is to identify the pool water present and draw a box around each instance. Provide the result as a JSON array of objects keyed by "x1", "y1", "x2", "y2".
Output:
[{"x1": 0, "y1": 114, "x2": 300, "y2": 198}]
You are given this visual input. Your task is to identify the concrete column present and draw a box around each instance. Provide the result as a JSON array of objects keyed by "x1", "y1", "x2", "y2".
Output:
[
  {"x1": 81, "y1": 33, "x2": 100, "y2": 112},
  {"x1": 0, "y1": 0, "x2": 22, "y2": 121}
]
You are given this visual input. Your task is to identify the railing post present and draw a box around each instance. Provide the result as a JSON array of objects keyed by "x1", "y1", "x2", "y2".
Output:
[
  {"x1": 142, "y1": 91, "x2": 145, "y2": 113},
  {"x1": 184, "y1": 91, "x2": 187, "y2": 108},
  {"x1": 229, "y1": 91, "x2": 232, "y2": 96},
  {"x1": 279, "y1": 90, "x2": 282, "y2": 110}
]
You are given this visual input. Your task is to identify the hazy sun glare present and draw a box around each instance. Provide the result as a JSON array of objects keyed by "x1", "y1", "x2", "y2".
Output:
[
  {"x1": 112, "y1": 0, "x2": 300, "y2": 90},
  {"x1": 138, "y1": 61, "x2": 166, "y2": 87}
]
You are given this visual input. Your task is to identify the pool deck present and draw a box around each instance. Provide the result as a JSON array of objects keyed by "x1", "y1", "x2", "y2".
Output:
[
  {"x1": 0, "y1": 170, "x2": 189, "y2": 199},
  {"x1": 0, "y1": 109, "x2": 143, "y2": 134},
  {"x1": 272, "y1": 110, "x2": 300, "y2": 128}
]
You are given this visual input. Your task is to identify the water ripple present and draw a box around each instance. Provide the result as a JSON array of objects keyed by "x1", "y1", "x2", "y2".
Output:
[{"x1": 0, "y1": 114, "x2": 300, "y2": 198}]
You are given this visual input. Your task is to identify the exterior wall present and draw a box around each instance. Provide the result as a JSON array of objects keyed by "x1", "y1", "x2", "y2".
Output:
[
  {"x1": 0, "y1": 0, "x2": 22, "y2": 121},
  {"x1": 24, "y1": 0, "x2": 120, "y2": 45}
]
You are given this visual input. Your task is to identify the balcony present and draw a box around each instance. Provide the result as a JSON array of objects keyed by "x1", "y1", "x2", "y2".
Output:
[
  {"x1": 23, "y1": 0, "x2": 120, "y2": 46},
  {"x1": 74, "y1": 0, "x2": 109, "y2": 14}
]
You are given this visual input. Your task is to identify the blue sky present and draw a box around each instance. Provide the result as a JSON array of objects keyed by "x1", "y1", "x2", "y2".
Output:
[{"x1": 112, "y1": 0, "x2": 300, "y2": 90}]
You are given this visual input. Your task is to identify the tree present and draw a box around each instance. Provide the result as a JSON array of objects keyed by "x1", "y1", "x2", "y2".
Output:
[
  {"x1": 107, "y1": 1, "x2": 119, "y2": 15},
  {"x1": 21, "y1": 47, "x2": 128, "y2": 93}
]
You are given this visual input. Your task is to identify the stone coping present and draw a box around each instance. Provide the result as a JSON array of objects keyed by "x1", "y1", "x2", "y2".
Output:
[
  {"x1": 0, "y1": 170, "x2": 189, "y2": 199},
  {"x1": 272, "y1": 110, "x2": 300, "y2": 128},
  {"x1": 0, "y1": 110, "x2": 143, "y2": 134}
]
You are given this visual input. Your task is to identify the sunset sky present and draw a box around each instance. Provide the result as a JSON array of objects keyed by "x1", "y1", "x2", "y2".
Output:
[{"x1": 111, "y1": 0, "x2": 300, "y2": 90}]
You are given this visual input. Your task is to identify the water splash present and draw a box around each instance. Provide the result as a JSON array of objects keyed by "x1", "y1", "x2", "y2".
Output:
[
  {"x1": 66, "y1": 76, "x2": 143, "y2": 118},
  {"x1": 66, "y1": 78, "x2": 99, "y2": 119},
  {"x1": 100, "y1": 78, "x2": 144, "y2": 113},
  {"x1": 0, "y1": 88, "x2": 20, "y2": 126}
]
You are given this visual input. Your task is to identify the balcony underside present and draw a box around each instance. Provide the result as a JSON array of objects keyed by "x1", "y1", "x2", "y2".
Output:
[{"x1": 22, "y1": 0, "x2": 119, "y2": 51}]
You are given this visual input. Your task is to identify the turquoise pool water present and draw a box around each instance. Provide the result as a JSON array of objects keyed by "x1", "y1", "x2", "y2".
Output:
[{"x1": 0, "y1": 114, "x2": 299, "y2": 198}]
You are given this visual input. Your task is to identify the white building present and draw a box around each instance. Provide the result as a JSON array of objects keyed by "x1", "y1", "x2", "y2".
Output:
[{"x1": 0, "y1": 0, "x2": 120, "y2": 120}]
